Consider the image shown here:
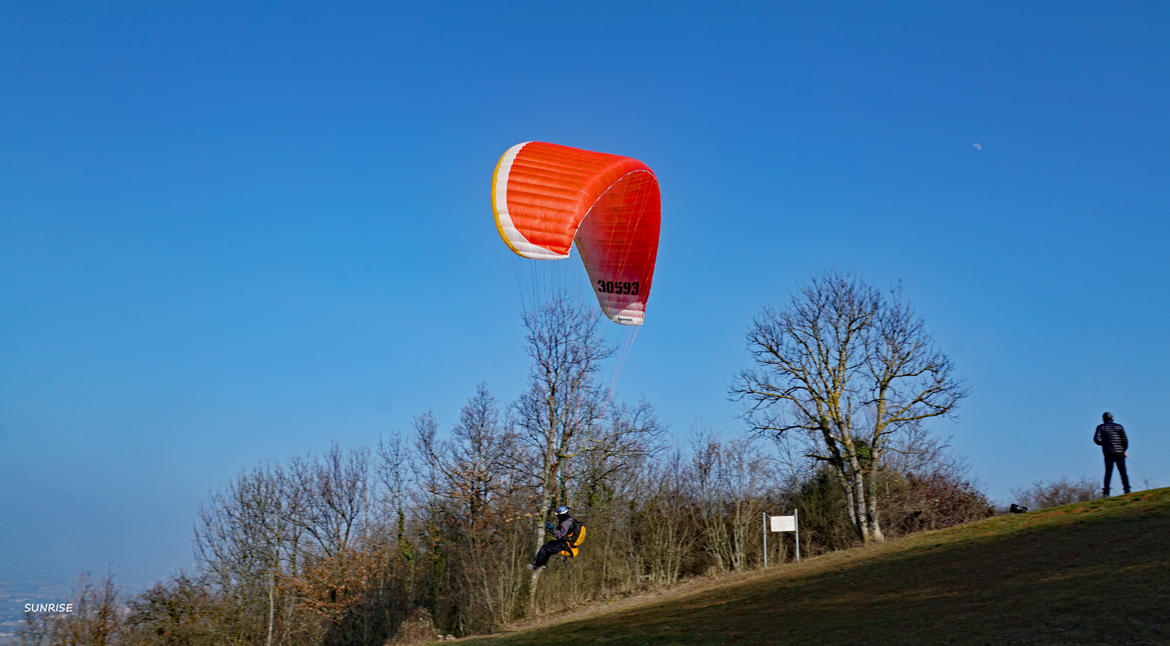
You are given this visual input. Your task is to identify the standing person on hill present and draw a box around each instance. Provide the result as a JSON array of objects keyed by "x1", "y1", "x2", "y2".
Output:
[
  {"x1": 528, "y1": 506, "x2": 581, "y2": 571},
  {"x1": 1093, "y1": 411, "x2": 1130, "y2": 496}
]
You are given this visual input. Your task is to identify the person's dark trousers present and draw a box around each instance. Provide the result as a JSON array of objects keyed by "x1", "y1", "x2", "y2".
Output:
[
  {"x1": 533, "y1": 539, "x2": 568, "y2": 569},
  {"x1": 1103, "y1": 452, "x2": 1131, "y2": 495}
]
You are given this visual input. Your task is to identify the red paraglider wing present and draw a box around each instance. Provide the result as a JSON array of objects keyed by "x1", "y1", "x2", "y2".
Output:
[{"x1": 492, "y1": 141, "x2": 660, "y2": 325}]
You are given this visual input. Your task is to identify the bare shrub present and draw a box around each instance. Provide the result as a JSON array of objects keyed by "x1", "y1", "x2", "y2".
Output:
[
  {"x1": 880, "y1": 469, "x2": 993, "y2": 536},
  {"x1": 1012, "y1": 477, "x2": 1099, "y2": 510},
  {"x1": 125, "y1": 573, "x2": 219, "y2": 645},
  {"x1": 382, "y1": 607, "x2": 436, "y2": 646},
  {"x1": 18, "y1": 572, "x2": 126, "y2": 646}
]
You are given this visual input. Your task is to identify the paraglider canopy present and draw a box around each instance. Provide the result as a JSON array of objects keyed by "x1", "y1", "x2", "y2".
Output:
[{"x1": 492, "y1": 141, "x2": 661, "y2": 325}]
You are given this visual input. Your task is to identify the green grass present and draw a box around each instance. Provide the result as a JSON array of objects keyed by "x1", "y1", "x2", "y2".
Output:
[{"x1": 455, "y1": 489, "x2": 1170, "y2": 645}]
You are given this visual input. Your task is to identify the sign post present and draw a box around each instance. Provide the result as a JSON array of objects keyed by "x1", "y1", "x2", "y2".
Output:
[
  {"x1": 763, "y1": 510, "x2": 801, "y2": 566},
  {"x1": 762, "y1": 512, "x2": 768, "y2": 567}
]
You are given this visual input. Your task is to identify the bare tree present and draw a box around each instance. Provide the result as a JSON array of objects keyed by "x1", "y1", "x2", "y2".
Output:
[
  {"x1": 567, "y1": 399, "x2": 666, "y2": 596},
  {"x1": 194, "y1": 462, "x2": 294, "y2": 645},
  {"x1": 732, "y1": 271, "x2": 965, "y2": 543},
  {"x1": 632, "y1": 452, "x2": 695, "y2": 586},
  {"x1": 290, "y1": 443, "x2": 370, "y2": 558},
  {"x1": 412, "y1": 386, "x2": 532, "y2": 630},
  {"x1": 1013, "y1": 477, "x2": 1099, "y2": 510},
  {"x1": 575, "y1": 398, "x2": 665, "y2": 510},
  {"x1": 416, "y1": 384, "x2": 519, "y2": 526},
  {"x1": 511, "y1": 294, "x2": 612, "y2": 611},
  {"x1": 689, "y1": 432, "x2": 771, "y2": 571},
  {"x1": 375, "y1": 430, "x2": 417, "y2": 580},
  {"x1": 192, "y1": 445, "x2": 373, "y2": 645}
]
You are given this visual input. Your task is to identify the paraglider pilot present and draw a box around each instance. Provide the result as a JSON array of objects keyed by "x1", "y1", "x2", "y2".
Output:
[{"x1": 528, "y1": 506, "x2": 578, "y2": 571}]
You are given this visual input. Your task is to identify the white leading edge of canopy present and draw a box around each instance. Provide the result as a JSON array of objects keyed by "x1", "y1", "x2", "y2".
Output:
[{"x1": 494, "y1": 141, "x2": 568, "y2": 260}]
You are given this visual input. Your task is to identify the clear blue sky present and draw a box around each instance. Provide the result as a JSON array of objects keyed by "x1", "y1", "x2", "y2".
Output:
[{"x1": 2, "y1": 2, "x2": 1167, "y2": 588}]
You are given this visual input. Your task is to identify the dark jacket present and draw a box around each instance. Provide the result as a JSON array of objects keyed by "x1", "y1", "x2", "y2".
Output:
[
  {"x1": 551, "y1": 517, "x2": 578, "y2": 543},
  {"x1": 1094, "y1": 422, "x2": 1128, "y2": 455}
]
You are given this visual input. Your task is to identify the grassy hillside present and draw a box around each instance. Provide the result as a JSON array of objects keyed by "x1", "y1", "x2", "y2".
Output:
[{"x1": 456, "y1": 489, "x2": 1170, "y2": 645}]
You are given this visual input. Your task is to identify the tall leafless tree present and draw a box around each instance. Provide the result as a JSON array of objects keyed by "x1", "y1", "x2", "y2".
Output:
[
  {"x1": 732, "y1": 271, "x2": 966, "y2": 543},
  {"x1": 290, "y1": 443, "x2": 370, "y2": 558},
  {"x1": 631, "y1": 451, "x2": 695, "y2": 586},
  {"x1": 575, "y1": 398, "x2": 665, "y2": 510},
  {"x1": 416, "y1": 384, "x2": 519, "y2": 527},
  {"x1": 194, "y1": 462, "x2": 293, "y2": 645},
  {"x1": 688, "y1": 432, "x2": 772, "y2": 571},
  {"x1": 412, "y1": 386, "x2": 531, "y2": 630},
  {"x1": 511, "y1": 294, "x2": 612, "y2": 611}
]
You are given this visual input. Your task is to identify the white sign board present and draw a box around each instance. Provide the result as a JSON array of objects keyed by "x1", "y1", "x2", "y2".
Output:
[{"x1": 769, "y1": 515, "x2": 796, "y2": 532}]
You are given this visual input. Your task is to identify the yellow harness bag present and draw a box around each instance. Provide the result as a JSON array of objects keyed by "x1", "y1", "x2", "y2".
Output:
[{"x1": 558, "y1": 523, "x2": 586, "y2": 558}]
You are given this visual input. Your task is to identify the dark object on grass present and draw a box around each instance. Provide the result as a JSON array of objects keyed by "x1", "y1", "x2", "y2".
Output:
[{"x1": 1010, "y1": 504, "x2": 1029, "y2": 513}]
